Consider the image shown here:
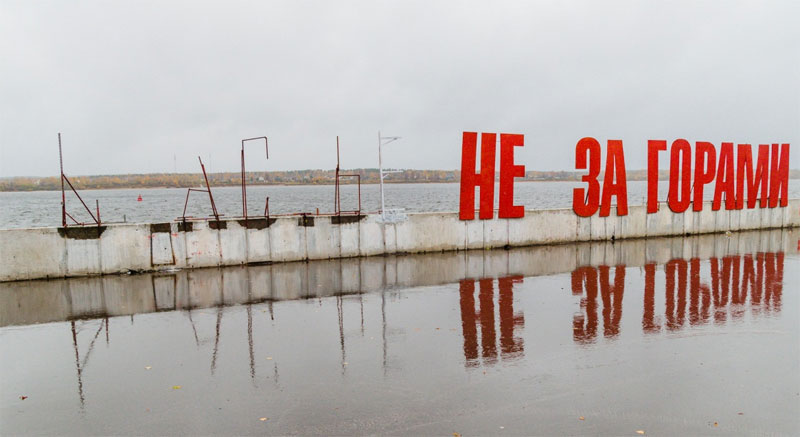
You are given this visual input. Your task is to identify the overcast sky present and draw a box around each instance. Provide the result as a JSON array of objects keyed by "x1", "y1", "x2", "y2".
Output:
[{"x1": 1, "y1": 0, "x2": 798, "y2": 177}]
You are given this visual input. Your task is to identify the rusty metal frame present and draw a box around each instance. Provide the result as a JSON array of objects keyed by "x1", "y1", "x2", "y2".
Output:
[
  {"x1": 180, "y1": 188, "x2": 212, "y2": 220},
  {"x1": 198, "y1": 157, "x2": 220, "y2": 222},
  {"x1": 59, "y1": 133, "x2": 101, "y2": 227},
  {"x1": 333, "y1": 136, "x2": 362, "y2": 215},
  {"x1": 179, "y1": 157, "x2": 221, "y2": 224},
  {"x1": 241, "y1": 136, "x2": 269, "y2": 223}
]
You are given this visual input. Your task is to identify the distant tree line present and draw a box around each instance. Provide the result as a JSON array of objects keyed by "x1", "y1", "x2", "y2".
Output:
[{"x1": 2, "y1": 168, "x2": 799, "y2": 192}]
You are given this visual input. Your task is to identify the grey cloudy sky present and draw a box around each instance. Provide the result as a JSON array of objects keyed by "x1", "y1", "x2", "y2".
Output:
[{"x1": 1, "y1": 0, "x2": 798, "y2": 177}]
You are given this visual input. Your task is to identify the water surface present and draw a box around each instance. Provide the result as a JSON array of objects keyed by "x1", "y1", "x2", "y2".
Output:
[
  {"x1": 2, "y1": 230, "x2": 798, "y2": 435},
  {"x1": 6, "y1": 180, "x2": 798, "y2": 229}
]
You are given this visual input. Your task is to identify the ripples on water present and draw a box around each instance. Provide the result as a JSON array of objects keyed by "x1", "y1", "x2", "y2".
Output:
[{"x1": 3, "y1": 181, "x2": 798, "y2": 229}]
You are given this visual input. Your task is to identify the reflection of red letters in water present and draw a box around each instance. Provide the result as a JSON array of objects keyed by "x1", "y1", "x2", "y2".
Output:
[
  {"x1": 572, "y1": 265, "x2": 624, "y2": 342},
  {"x1": 764, "y1": 252, "x2": 783, "y2": 309},
  {"x1": 665, "y1": 259, "x2": 687, "y2": 330},
  {"x1": 599, "y1": 265, "x2": 625, "y2": 337},
  {"x1": 628, "y1": 252, "x2": 784, "y2": 343},
  {"x1": 572, "y1": 266, "x2": 598, "y2": 343},
  {"x1": 459, "y1": 275, "x2": 525, "y2": 367},
  {"x1": 498, "y1": 276, "x2": 525, "y2": 359},
  {"x1": 478, "y1": 278, "x2": 497, "y2": 363},
  {"x1": 642, "y1": 263, "x2": 660, "y2": 333},
  {"x1": 458, "y1": 280, "x2": 479, "y2": 366}
]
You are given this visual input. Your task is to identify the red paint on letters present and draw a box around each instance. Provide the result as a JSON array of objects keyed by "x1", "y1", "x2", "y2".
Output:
[
  {"x1": 712, "y1": 142, "x2": 735, "y2": 211},
  {"x1": 769, "y1": 144, "x2": 790, "y2": 208},
  {"x1": 668, "y1": 139, "x2": 692, "y2": 213},
  {"x1": 600, "y1": 140, "x2": 628, "y2": 217},
  {"x1": 647, "y1": 140, "x2": 667, "y2": 213},
  {"x1": 498, "y1": 134, "x2": 525, "y2": 218},
  {"x1": 736, "y1": 144, "x2": 770, "y2": 209},
  {"x1": 459, "y1": 132, "x2": 496, "y2": 220},
  {"x1": 693, "y1": 141, "x2": 716, "y2": 211},
  {"x1": 572, "y1": 137, "x2": 601, "y2": 217}
]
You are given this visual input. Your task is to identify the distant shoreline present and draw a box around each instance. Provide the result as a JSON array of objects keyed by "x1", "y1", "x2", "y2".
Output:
[
  {"x1": 2, "y1": 169, "x2": 799, "y2": 192},
  {"x1": 0, "y1": 179, "x2": 586, "y2": 193}
]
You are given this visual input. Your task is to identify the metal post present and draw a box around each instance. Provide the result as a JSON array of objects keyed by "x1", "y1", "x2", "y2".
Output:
[
  {"x1": 378, "y1": 132, "x2": 401, "y2": 221},
  {"x1": 198, "y1": 157, "x2": 220, "y2": 222},
  {"x1": 59, "y1": 133, "x2": 66, "y2": 227},
  {"x1": 379, "y1": 131, "x2": 384, "y2": 220},
  {"x1": 241, "y1": 136, "x2": 269, "y2": 222},
  {"x1": 241, "y1": 149, "x2": 246, "y2": 220},
  {"x1": 335, "y1": 136, "x2": 340, "y2": 214}
]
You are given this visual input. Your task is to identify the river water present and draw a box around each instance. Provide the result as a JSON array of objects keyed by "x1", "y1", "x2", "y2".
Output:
[
  {"x1": 4, "y1": 180, "x2": 799, "y2": 229},
  {"x1": 1, "y1": 229, "x2": 798, "y2": 435}
]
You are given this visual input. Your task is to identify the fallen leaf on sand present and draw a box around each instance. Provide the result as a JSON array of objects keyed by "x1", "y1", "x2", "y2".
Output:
[
  {"x1": 145, "y1": 366, "x2": 152, "y2": 370},
  {"x1": 172, "y1": 386, "x2": 182, "y2": 390},
  {"x1": 453, "y1": 433, "x2": 461, "y2": 437},
  {"x1": 259, "y1": 417, "x2": 268, "y2": 422},
  {"x1": 636, "y1": 431, "x2": 645, "y2": 435}
]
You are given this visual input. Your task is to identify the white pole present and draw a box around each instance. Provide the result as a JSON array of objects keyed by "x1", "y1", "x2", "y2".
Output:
[{"x1": 379, "y1": 131, "x2": 385, "y2": 221}]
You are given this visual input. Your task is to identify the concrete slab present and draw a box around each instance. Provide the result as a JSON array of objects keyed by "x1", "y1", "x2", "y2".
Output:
[
  {"x1": 269, "y1": 217, "x2": 307, "y2": 262},
  {"x1": 0, "y1": 228, "x2": 66, "y2": 281}
]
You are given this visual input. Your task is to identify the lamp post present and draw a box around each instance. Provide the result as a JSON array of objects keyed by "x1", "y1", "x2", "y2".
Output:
[{"x1": 378, "y1": 131, "x2": 401, "y2": 221}]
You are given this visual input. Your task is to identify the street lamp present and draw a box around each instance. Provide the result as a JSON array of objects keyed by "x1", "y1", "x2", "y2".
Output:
[{"x1": 378, "y1": 131, "x2": 401, "y2": 221}]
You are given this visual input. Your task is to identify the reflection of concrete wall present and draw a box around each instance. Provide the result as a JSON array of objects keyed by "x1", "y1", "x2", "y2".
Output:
[
  {"x1": 1, "y1": 228, "x2": 796, "y2": 327},
  {"x1": 2, "y1": 200, "x2": 799, "y2": 281}
]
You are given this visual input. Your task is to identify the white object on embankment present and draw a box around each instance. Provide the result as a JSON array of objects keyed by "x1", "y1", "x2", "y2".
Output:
[{"x1": 1, "y1": 200, "x2": 798, "y2": 282}]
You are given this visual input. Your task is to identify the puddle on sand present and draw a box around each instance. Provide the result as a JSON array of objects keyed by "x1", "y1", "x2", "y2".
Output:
[{"x1": 1, "y1": 229, "x2": 798, "y2": 435}]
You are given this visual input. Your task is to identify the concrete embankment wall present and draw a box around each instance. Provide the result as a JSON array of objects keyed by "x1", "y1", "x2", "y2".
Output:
[
  {"x1": 1, "y1": 200, "x2": 799, "y2": 282},
  {"x1": 2, "y1": 228, "x2": 795, "y2": 327}
]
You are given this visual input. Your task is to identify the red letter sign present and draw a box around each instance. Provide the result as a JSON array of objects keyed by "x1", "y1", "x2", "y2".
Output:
[
  {"x1": 693, "y1": 141, "x2": 716, "y2": 211},
  {"x1": 768, "y1": 143, "x2": 790, "y2": 208},
  {"x1": 668, "y1": 139, "x2": 692, "y2": 213},
  {"x1": 498, "y1": 134, "x2": 525, "y2": 218},
  {"x1": 459, "y1": 132, "x2": 496, "y2": 220},
  {"x1": 600, "y1": 140, "x2": 628, "y2": 217},
  {"x1": 712, "y1": 142, "x2": 735, "y2": 211},
  {"x1": 736, "y1": 144, "x2": 770, "y2": 209},
  {"x1": 647, "y1": 140, "x2": 667, "y2": 213},
  {"x1": 573, "y1": 137, "x2": 601, "y2": 217}
]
